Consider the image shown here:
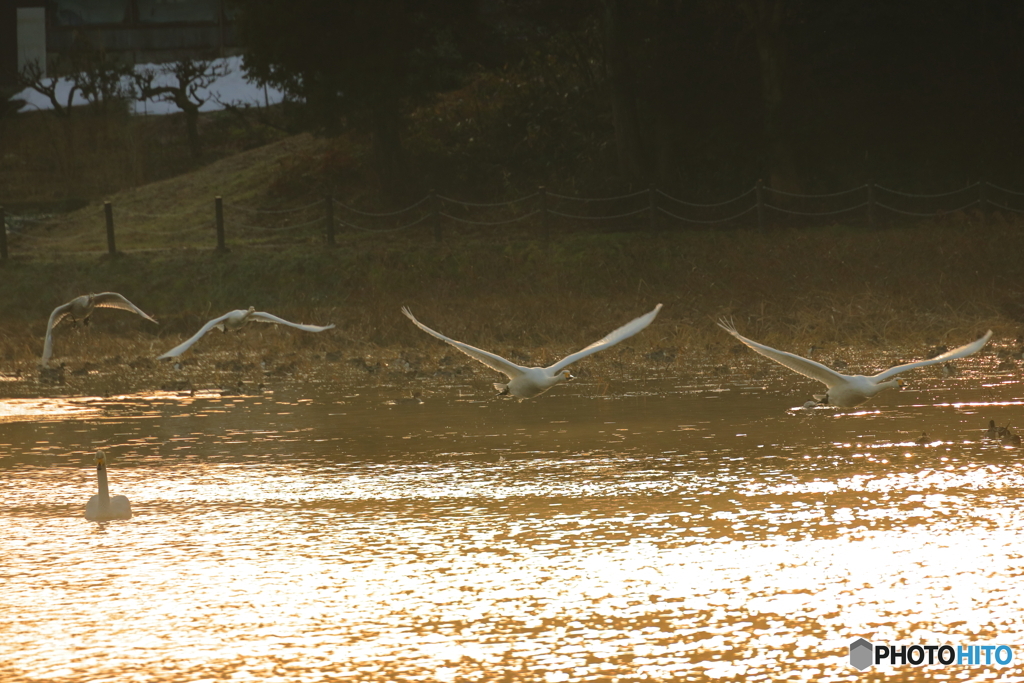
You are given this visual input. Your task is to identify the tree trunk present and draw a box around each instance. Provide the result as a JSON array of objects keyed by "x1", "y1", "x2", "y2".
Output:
[
  {"x1": 741, "y1": 0, "x2": 800, "y2": 193},
  {"x1": 604, "y1": 0, "x2": 645, "y2": 183},
  {"x1": 370, "y1": 99, "x2": 408, "y2": 200},
  {"x1": 184, "y1": 104, "x2": 201, "y2": 159},
  {"x1": 60, "y1": 116, "x2": 77, "y2": 184}
]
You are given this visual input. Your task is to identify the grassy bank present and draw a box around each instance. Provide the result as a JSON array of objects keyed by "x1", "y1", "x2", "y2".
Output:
[
  {"x1": 0, "y1": 106, "x2": 288, "y2": 208},
  {"x1": 2, "y1": 123, "x2": 1020, "y2": 397},
  {"x1": 0, "y1": 216, "x2": 1018, "y2": 379}
]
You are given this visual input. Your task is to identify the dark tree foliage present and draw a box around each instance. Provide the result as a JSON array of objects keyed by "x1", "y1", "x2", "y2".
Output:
[
  {"x1": 235, "y1": 0, "x2": 1024, "y2": 199},
  {"x1": 233, "y1": 0, "x2": 484, "y2": 198},
  {"x1": 574, "y1": 0, "x2": 1024, "y2": 193}
]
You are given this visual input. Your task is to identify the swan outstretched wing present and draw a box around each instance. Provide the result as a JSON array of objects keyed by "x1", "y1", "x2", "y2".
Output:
[
  {"x1": 91, "y1": 292, "x2": 158, "y2": 324},
  {"x1": 402, "y1": 306, "x2": 527, "y2": 379},
  {"x1": 248, "y1": 311, "x2": 335, "y2": 332},
  {"x1": 548, "y1": 304, "x2": 663, "y2": 373},
  {"x1": 157, "y1": 312, "x2": 236, "y2": 359},
  {"x1": 45, "y1": 300, "x2": 77, "y2": 330},
  {"x1": 872, "y1": 330, "x2": 992, "y2": 381},
  {"x1": 718, "y1": 319, "x2": 849, "y2": 388},
  {"x1": 40, "y1": 301, "x2": 73, "y2": 366}
]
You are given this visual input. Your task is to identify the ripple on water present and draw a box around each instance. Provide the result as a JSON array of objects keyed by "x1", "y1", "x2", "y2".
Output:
[{"x1": 2, "y1": 376, "x2": 1024, "y2": 682}]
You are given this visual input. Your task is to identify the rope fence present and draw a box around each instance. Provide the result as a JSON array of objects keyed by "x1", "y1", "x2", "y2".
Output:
[{"x1": 2, "y1": 179, "x2": 1024, "y2": 261}]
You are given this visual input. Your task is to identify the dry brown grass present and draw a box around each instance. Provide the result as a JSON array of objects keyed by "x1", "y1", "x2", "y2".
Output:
[
  {"x1": 0, "y1": 106, "x2": 288, "y2": 209},
  {"x1": 1, "y1": 125, "x2": 1021, "y2": 396},
  {"x1": 0, "y1": 213, "x2": 1018, "y2": 390}
]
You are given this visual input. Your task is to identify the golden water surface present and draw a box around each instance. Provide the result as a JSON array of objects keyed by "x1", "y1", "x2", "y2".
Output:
[{"x1": 2, "y1": 367, "x2": 1023, "y2": 682}]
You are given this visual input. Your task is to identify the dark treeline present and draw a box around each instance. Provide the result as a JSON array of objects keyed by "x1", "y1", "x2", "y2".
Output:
[{"x1": 232, "y1": 0, "x2": 1024, "y2": 201}]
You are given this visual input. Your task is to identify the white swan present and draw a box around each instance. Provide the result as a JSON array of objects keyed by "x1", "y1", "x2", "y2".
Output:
[
  {"x1": 85, "y1": 451, "x2": 132, "y2": 521},
  {"x1": 718, "y1": 319, "x2": 992, "y2": 407},
  {"x1": 157, "y1": 307, "x2": 335, "y2": 359},
  {"x1": 402, "y1": 304, "x2": 663, "y2": 399},
  {"x1": 42, "y1": 292, "x2": 158, "y2": 367}
]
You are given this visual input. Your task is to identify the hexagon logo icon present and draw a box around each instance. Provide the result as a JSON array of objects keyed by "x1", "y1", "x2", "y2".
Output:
[{"x1": 849, "y1": 638, "x2": 873, "y2": 671}]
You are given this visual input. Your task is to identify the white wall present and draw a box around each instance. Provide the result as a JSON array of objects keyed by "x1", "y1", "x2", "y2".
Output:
[{"x1": 17, "y1": 7, "x2": 47, "y2": 76}]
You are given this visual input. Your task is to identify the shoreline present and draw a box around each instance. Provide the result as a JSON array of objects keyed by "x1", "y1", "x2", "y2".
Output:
[{"x1": 1, "y1": 217, "x2": 1017, "y2": 398}]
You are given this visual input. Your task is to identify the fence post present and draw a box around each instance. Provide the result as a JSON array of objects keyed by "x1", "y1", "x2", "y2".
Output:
[
  {"x1": 431, "y1": 189, "x2": 442, "y2": 243},
  {"x1": 755, "y1": 179, "x2": 764, "y2": 229},
  {"x1": 0, "y1": 205, "x2": 7, "y2": 263},
  {"x1": 214, "y1": 196, "x2": 228, "y2": 253},
  {"x1": 648, "y1": 187, "x2": 656, "y2": 231},
  {"x1": 325, "y1": 195, "x2": 336, "y2": 246},
  {"x1": 979, "y1": 179, "x2": 988, "y2": 227},
  {"x1": 539, "y1": 186, "x2": 549, "y2": 240},
  {"x1": 867, "y1": 180, "x2": 875, "y2": 227},
  {"x1": 104, "y1": 201, "x2": 116, "y2": 256}
]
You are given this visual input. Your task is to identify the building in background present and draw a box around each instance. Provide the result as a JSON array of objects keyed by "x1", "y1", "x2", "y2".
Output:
[
  {"x1": 1, "y1": 1, "x2": 48, "y2": 85},
  {"x1": 1, "y1": 0, "x2": 239, "y2": 87}
]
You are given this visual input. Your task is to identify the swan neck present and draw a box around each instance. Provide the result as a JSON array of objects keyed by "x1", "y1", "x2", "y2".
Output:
[
  {"x1": 545, "y1": 373, "x2": 568, "y2": 388},
  {"x1": 96, "y1": 463, "x2": 110, "y2": 506}
]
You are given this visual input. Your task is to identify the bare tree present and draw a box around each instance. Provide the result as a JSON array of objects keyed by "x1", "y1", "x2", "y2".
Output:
[
  {"x1": 16, "y1": 58, "x2": 85, "y2": 180},
  {"x1": 133, "y1": 58, "x2": 231, "y2": 159},
  {"x1": 17, "y1": 51, "x2": 138, "y2": 183},
  {"x1": 17, "y1": 59, "x2": 80, "y2": 118},
  {"x1": 77, "y1": 60, "x2": 135, "y2": 115}
]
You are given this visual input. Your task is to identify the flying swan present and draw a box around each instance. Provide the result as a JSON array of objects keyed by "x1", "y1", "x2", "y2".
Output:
[
  {"x1": 718, "y1": 319, "x2": 992, "y2": 407},
  {"x1": 402, "y1": 304, "x2": 663, "y2": 399},
  {"x1": 157, "y1": 307, "x2": 335, "y2": 359},
  {"x1": 85, "y1": 451, "x2": 133, "y2": 521},
  {"x1": 42, "y1": 292, "x2": 158, "y2": 367}
]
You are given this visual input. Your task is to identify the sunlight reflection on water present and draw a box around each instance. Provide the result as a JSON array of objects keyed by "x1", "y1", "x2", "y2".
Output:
[{"x1": 2, "y1": 372, "x2": 1023, "y2": 682}]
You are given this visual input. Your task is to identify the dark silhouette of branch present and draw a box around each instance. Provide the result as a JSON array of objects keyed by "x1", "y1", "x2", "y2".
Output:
[
  {"x1": 133, "y1": 58, "x2": 231, "y2": 158},
  {"x1": 16, "y1": 61, "x2": 79, "y2": 117},
  {"x1": 77, "y1": 61, "x2": 135, "y2": 114}
]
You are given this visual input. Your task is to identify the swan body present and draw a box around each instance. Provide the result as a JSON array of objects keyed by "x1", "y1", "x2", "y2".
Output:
[
  {"x1": 718, "y1": 319, "x2": 992, "y2": 407},
  {"x1": 42, "y1": 292, "x2": 158, "y2": 367},
  {"x1": 85, "y1": 452, "x2": 132, "y2": 521},
  {"x1": 402, "y1": 304, "x2": 663, "y2": 399},
  {"x1": 157, "y1": 307, "x2": 334, "y2": 359}
]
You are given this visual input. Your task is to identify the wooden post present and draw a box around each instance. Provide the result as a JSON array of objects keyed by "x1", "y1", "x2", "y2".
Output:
[
  {"x1": 0, "y1": 206, "x2": 7, "y2": 263},
  {"x1": 867, "y1": 180, "x2": 875, "y2": 227},
  {"x1": 979, "y1": 179, "x2": 988, "y2": 228},
  {"x1": 648, "y1": 186, "x2": 656, "y2": 231},
  {"x1": 755, "y1": 179, "x2": 764, "y2": 229},
  {"x1": 431, "y1": 189, "x2": 442, "y2": 243},
  {"x1": 215, "y1": 196, "x2": 227, "y2": 253},
  {"x1": 325, "y1": 195, "x2": 336, "y2": 246},
  {"x1": 104, "y1": 201, "x2": 116, "y2": 255},
  {"x1": 539, "y1": 186, "x2": 549, "y2": 240}
]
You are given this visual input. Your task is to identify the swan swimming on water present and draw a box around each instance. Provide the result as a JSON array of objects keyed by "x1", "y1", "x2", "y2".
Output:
[
  {"x1": 157, "y1": 307, "x2": 335, "y2": 359},
  {"x1": 85, "y1": 451, "x2": 132, "y2": 521},
  {"x1": 402, "y1": 304, "x2": 663, "y2": 399},
  {"x1": 718, "y1": 319, "x2": 992, "y2": 408},
  {"x1": 42, "y1": 292, "x2": 158, "y2": 367}
]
